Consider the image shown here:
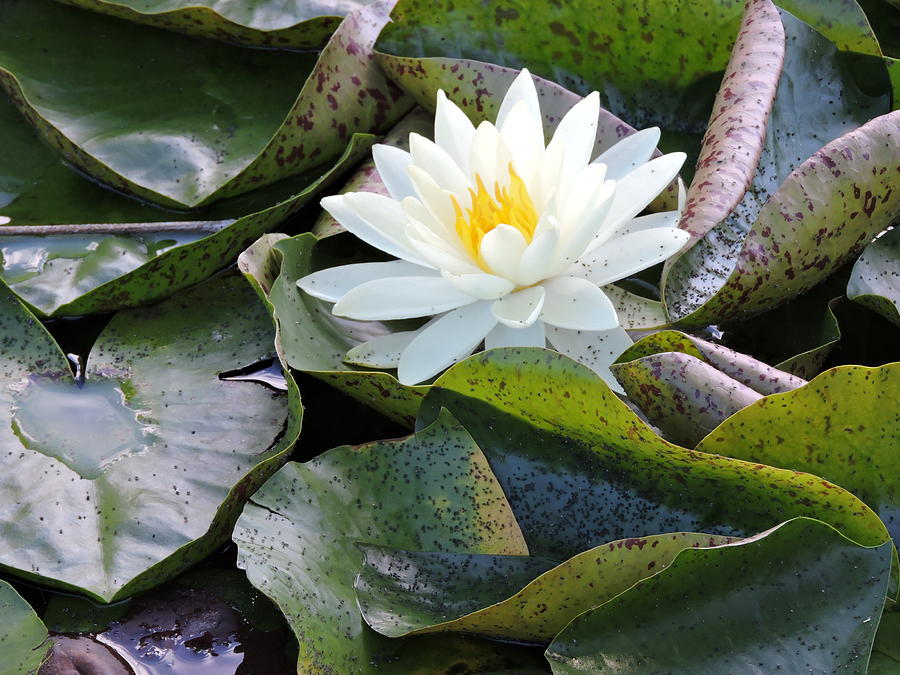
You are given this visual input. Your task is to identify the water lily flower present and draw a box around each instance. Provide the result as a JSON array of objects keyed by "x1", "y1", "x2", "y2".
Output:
[{"x1": 298, "y1": 69, "x2": 689, "y2": 386}]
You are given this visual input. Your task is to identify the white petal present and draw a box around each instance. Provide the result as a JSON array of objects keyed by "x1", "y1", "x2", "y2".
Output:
[
  {"x1": 539, "y1": 276, "x2": 618, "y2": 331},
  {"x1": 491, "y1": 286, "x2": 546, "y2": 328},
  {"x1": 592, "y1": 128, "x2": 661, "y2": 181},
  {"x1": 496, "y1": 69, "x2": 541, "y2": 133},
  {"x1": 485, "y1": 320, "x2": 546, "y2": 349},
  {"x1": 408, "y1": 133, "x2": 472, "y2": 197},
  {"x1": 435, "y1": 90, "x2": 476, "y2": 175},
  {"x1": 320, "y1": 195, "x2": 426, "y2": 266},
  {"x1": 406, "y1": 165, "x2": 461, "y2": 227},
  {"x1": 469, "y1": 121, "x2": 513, "y2": 189},
  {"x1": 516, "y1": 223, "x2": 560, "y2": 286},
  {"x1": 553, "y1": 180, "x2": 616, "y2": 272},
  {"x1": 557, "y1": 163, "x2": 609, "y2": 232},
  {"x1": 535, "y1": 139, "x2": 564, "y2": 206},
  {"x1": 333, "y1": 276, "x2": 475, "y2": 320},
  {"x1": 575, "y1": 228, "x2": 691, "y2": 286},
  {"x1": 589, "y1": 152, "x2": 686, "y2": 250},
  {"x1": 297, "y1": 260, "x2": 435, "y2": 303},
  {"x1": 499, "y1": 100, "x2": 544, "y2": 190},
  {"x1": 397, "y1": 302, "x2": 497, "y2": 384},
  {"x1": 344, "y1": 330, "x2": 420, "y2": 368},
  {"x1": 402, "y1": 195, "x2": 453, "y2": 239},
  {"x1": 617, "y1": 210, "x2": 680, "y2": 237},
  {"x1": 372, "y1": 144, "x2": 415, "y2": 200},
  {"x1": 479, "y1": 224, "x2": 528, "y2": 280},
  {"x1": 546, "y1": 92, "x2": 600, "y2": 186},
  {"x1": 443, "y1": 270, "x2": 515, "y2": 300},
  {"x1": 546, "y1": 325, "x2": 633, "y2": 394},
  {"x1": 405, "y1": 221, "x2": 482, "y2": 275}
]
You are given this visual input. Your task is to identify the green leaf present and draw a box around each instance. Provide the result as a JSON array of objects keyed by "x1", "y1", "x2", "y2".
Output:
[
  {"x1": 848, "y1": 227, "x2": 900, "y2": 326},
  {"x1": 239, "y1": 232, "x2": 427, "y2": 426},
  {"x1": 664, "y1": 4, "x2": 894, "y2": 324},
  {"x1": 356, "y1": 532, "x2": 733, "y2": 644},
  {"x1": 419, "y1": 348, "x2": 890, "y2": 561},
  {"x1": 56, "y1": 0, "x2": 373, "y2": 48},
  {"x1": 233, "y1": 410, "x2": 535, "y2": 673},
  {"x1": 777, "y1": 0, "x2": 882, "y2": 55},
  {"x1": 695, "y1": 363, "x2": 900, "y2": 549},
  {"x1": 0, "y1": 273, "x2": 300, "y2": 601},
  {"x1": 0, "y1": 580, "x2": 50, "y2": 675},
  {"x1": 0, "y1": 126, "x2": 373, "y2": 317},
  {"x1": 870, "y1": 601, "x2": 900, "y2": 673},
  {"x1": 611, "y1": 330, "x2": 806, "y2": 446},
  {"x1": 377, "y1": 0, "x2": 745, "y2": 138},
  {"x1": 0, "y1": 0, "x2": 410, "y2": 208},
  {"x1": 545, "y1": 518, "x2": 892, "y2": 674}
]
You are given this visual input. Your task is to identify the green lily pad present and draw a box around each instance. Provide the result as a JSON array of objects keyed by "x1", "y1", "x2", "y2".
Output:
[
  {"x1": 695, "y1": 363, "x2": 900, "y2": 549},
  {"x1": 545, "y1": 518, "x2": 893, "y2": 674},
  {"x1": 56, "y1": 0, "x2": 373, "y2": 48},
  {"x1": 0, "y1": 69, "x2": 374, "y2": 317},
  {"x1": 848, "y1": 227, "x2": 900, "y2": 326},
  {"x1": 0, "y1": 580, "x2": 50, "y2": 675},
  {"x1": 0, "y1": 272, "x2": 300, "y2": 601},
  {"x1": 664, "y1": 6, "x2": 894, "y2": 324},
  {"x1": 0, "y1": 0, "x2": 410, "y2": 208},
  {"x1": 376, "y1": 0, "x2": 745, "y2": 158},
  {"x1": 870, "y1": 601, "x2": 900, "y2": 673},
  {"x1": 419, "y1": 348, "x2": 890, "y2": 561},
  {"x1": 778, "y1": 0, "x2": 883, "y2": 56},
  {"x1": 356, "y1": 532, "x2": 733, "y2": 644},
  {"x1": 239, "y1": 232, "x2": 427, "y2": 426},
  {"x1": 233, "y1": 410, "x2": 540, "y2": 673},
  {"x1": 611, "y1": 330, "x2": 806, "y2": 446}
]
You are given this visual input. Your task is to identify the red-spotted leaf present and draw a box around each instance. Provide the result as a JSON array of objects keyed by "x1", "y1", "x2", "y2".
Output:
[
  {"x1": 663, "y1": 2, "x2": 894, "y2": 325},
  {"x1": 0, "y1": 0, "x2": 411, "y2": 208}
]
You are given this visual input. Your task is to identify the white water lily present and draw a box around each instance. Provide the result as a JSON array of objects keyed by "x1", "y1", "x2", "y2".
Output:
[{"x1": 298, "y1": 69, "x2": 689, "y2": 386}]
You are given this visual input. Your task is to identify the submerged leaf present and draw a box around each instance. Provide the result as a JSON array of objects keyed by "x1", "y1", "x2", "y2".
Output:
[
  {"x1": 0, "y1": 274, "x2": 299, "y2": 601},
  {"x1": 545, "y1": 518, "x2": 892, "y2": 675}
]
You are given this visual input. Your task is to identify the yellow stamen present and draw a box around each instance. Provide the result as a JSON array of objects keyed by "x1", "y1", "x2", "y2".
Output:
[{"x1": 451, "y1": 163, "x2": 539, "y2": 269}]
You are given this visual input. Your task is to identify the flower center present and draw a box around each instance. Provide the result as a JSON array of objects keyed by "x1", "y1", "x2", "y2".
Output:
[{"x1": 452, "y1": 163, "x2": 539, "y2": 266}]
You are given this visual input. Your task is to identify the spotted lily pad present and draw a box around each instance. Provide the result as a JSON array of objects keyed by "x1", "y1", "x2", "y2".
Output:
[
  {"x1": 0, "y1": 273, "x2": 300, "y2": 601},
  {"x1": 56, "y1": 0, "x2": 374, "y2": 48},
  {"x1": 695, "y1": 363, "x2": 900, "y2": 549},
  {"x1": 356, "y1": 532, "x2": 733, "y2": 644},
  {"x1": 233, "y1": 410, "x2": 544, "y2": 673},
  {"x1": 239, "y1": 232, "x2": 427, "y2": 426},
  {"x1": 0, "y1": 0, "x2": 410, "y2": 208},
  {"x1": 663, "y1": 3, "x2": 894, "y2": 324},
  {"x1": 847, "y1": 227, "x2": 900, "y2": 326},
  {"x1": 0, "y1": 63, "x2": 374, "y2": 317},
  {"x1": 0, "y1": 580, "x2": 50, "y2": 675},
  {"x1": 611, "y1": 330, "x2": 806, "y2": 446},
  {"x1": 545, "y1": 518, "x2": 892, "y2": 674},
  {"x1": 419, "y1": 348, "x2": 890, "y2": 560}
]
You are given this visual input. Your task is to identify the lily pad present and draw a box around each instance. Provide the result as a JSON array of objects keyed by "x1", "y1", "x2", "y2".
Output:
[
  {"x1": 0, "y1": 0, "x2": 410, "y2": 208},
  {"x1": 376, "y1": 0, "x2": 746, "y2": 151},
  {"x1": 611, "y1": 330, "x2": 806, "y2": 446},
  {"x1": 419, "y1": 348, "x2": 890, "y2": 560},
  {"x1": 695, "y1": 363, "x2": 900, "y2": 549},
  {"x1": 663, "y1": 5, "x2": 894, "y2": 324},
  {"x1": 847, "y1": 227, "x2": 900, "y2": 326},
  {"x1": 356, "y1": 532, "x2": 733, "y2": 644},
  {"x1": 0, "y1": 580, "x2": 50, "y2": 675},
  {"x1": 545, "y1": 518, "x2": 893, "y2": 674},
  {"x1": 56, "y1": 0, "x2": 373, "y2": 48},
  {"x1": 0, "y1": 79, "x2": 374, "y2": 316},
  {"x1": 239, "y1": 232, "x2": 427, "y2": 426},
  {"x1": 870, "y1": 601, "x2": 900, "y2": 674},
  {"x1": 0, "y1": 273, "x2": 300, "y2": 601},
  {"x1": 233, "y1": 410, "x2": 540, "y2": 673}
]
